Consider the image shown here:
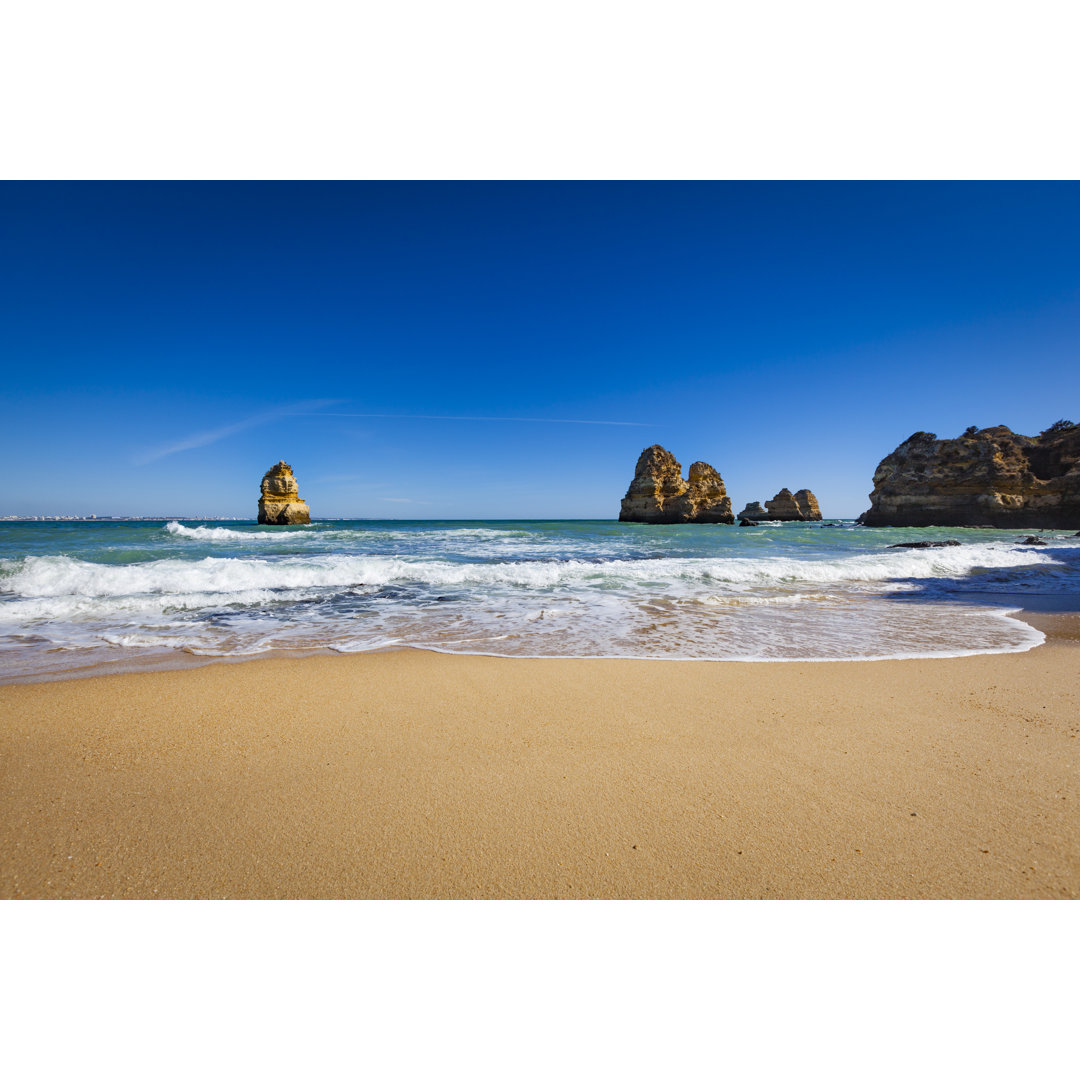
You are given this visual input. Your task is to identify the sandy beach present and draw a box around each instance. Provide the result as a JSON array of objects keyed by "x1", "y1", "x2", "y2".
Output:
[{"x1": 2, "y1": 612, "x2": 1078, "y2": 900}]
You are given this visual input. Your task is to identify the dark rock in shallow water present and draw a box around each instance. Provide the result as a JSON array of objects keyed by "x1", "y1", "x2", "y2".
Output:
[
  {"x1": 1018, "y1": 535, "x2": 1048, "y2": 545},
  {"x1": 738, "y1": 518, "x2": 759, "y2": 527},
  {"x1": 888, "y1": 540, "x2": 962, "y2": 549}
]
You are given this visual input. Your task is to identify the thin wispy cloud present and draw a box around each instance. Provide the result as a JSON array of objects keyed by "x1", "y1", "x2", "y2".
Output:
[
  {"x1": 311, "y1": 412, "x2": 650, "y2": 426},
  {"x1": 312, "y1": 475, "x2": 391, "y2": 485},
  {"x1": 134, "y1": 398, "x2": 342, "y2": 464}
]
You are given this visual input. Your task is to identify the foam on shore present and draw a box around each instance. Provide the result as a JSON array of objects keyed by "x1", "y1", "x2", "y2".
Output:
[{"x1": 1, "y1": 520, "x2": 1077, "y2": 677}]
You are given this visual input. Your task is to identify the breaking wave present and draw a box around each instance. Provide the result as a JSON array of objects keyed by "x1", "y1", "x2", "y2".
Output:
[
  {"x1": 164, "y1": 521, "x2": 309, "y2": 541},
  {"x1": 1, "y1": 541, "x2": 1064, "y2": 601},
  {"x1": 1, "y1": 520, "x2": 1077, "y2": 676}
]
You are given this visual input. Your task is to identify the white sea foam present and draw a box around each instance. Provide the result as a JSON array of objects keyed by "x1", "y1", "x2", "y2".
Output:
[
  {"x1": 1, "y1": 525, "x2": 1076, "y2": 675},
  {"x1": 0, "y1": 541, "x2": 1063, "y2": 603},
  {"x1": 165, "y1": 521, "x2": 307, "y2": 541}
]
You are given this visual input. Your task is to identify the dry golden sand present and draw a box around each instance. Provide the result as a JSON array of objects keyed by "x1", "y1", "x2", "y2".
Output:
[{"x1": 2, "y1": 615, "x2": 1078, "y2": 900}]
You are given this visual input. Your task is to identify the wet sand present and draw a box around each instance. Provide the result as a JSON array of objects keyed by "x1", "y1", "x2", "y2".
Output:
[{"x1": 2, "y1": 615, "x2": 1078, "y2": 899}]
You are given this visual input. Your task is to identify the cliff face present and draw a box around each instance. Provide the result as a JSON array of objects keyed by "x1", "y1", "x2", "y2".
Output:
[
  {"x1": 619, "y1": 445, "x2": 734, "y2": 524},
  {"x1": 793, "y1": 489, "x2": 822, "y2": 520},
  {"x1": 763, "y1": 488, "x2": 823, "y2": 521},
  {"x1": 258, "y1": 461, "x2": 311, "y2": 525},
  {"x1": 859, "y1": 423, "x2": 1080, "y2": 528}
]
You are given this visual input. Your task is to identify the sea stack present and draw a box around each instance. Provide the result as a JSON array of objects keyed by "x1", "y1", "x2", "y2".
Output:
[
  {"x1": 737, "y1": 501, "x2": 768, "y2": 522},
  {"x1": 763, "y1": 488, "x2": 823, "y2": 521},
  {"x1": 859, "y1": 422, "x2": 1080, "y2": 528},
  {"x1": 257, "y1": 461, "x2": 310, "y2": 525},
  {"x1": 619, "y1": 445, "x2": 734, "y2": 524}
]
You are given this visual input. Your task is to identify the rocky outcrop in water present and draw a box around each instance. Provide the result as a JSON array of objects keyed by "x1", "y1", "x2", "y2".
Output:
[
  {"x1": 888, "y1": 540, "x2": 961, "y2": 549},
  {"x1": 792, "y1": 489, "x2": 822, "y2": 520},
  {"x1": 619, "y1": 445, "x2": 734, "y2": 524},
  {"x1": 763, "y1": 488, "x2": 823, "y2": 521},
  {"x1": 258, "y1": 461, "x2": 310, "y2": 525},
  {"x1": 859, "y1": 422, "x2": 1080, "y2": 528},
  {"x1": 737, "y1": 501, "x2": 768, "y2": 521}
]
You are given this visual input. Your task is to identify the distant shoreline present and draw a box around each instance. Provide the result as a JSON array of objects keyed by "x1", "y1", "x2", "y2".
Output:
[{"x1": 3, "y1": 516, "x2": 1075, "y2": 528}]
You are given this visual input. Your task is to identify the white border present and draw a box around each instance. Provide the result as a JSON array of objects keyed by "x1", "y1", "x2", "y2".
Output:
[{"x1": 3, "y1": 2, "x2": 1080, "y2": 179}]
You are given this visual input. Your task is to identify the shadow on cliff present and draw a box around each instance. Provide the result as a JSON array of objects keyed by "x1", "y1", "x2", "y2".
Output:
[{"x1": 880, "y1": 543, "x2": 1080, "y2": 614}]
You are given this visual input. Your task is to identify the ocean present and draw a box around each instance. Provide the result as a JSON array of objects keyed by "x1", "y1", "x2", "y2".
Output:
[{"x1": 1, "y1": 518, "x2": 1079, "y2": 680}]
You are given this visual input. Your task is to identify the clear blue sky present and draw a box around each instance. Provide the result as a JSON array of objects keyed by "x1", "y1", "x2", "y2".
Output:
[{"x1": 3, "y1": 181, "x2": 1078, "y2": 519}]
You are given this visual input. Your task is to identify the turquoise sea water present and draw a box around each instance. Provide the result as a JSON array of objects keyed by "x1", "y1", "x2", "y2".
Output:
[{"x1": 1, "y1": 518, "x2": 1079, "y2": 680}]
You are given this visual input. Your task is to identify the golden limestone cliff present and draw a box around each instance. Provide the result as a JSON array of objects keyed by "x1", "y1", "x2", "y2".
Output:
[
  {"x1": 258, "y1": 461, "x2": 310, "y2": 525},
  {"x1": 619, "y1": 445, "x2": 734, "y2": 524},
  {"x1": 859, "y1": 422, "x2": 1080, "y2": 528},
  {"x1": 762, "y1": 488, "x2": 823, "y2": 521},
  {"x1": 793, "y1": 489, "x2": 822, "y2": 520}
]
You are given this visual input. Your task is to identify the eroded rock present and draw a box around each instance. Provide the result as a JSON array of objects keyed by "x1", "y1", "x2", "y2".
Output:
[
  {"x1": 737, "y1": 501, "x2": 768, "y2": 521},
  {"x1": 258, "y1": 460, "x2": 310, "y2": 525},
  {"x1": 859, "y1": 422, "x2": 1080, "y2": 528},
  {"x1": 619, "y1": 445, "x2": 734, "y2": 524},
  {"x1": 793, "y1": 489, "x2": 822, "y2": 520},
  {"x1": 764, "y1": 488, "x2": 823, "y2": 521}
]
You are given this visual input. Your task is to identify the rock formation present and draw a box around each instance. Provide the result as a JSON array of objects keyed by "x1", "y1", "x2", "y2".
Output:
[
  {"x1": 257, "y1": 461, "x2": 310, "y2": 525},
  {"x1": 793, "y1": 489, "x2": 822, "y2": 520},
  {"x1": 858, "y1": 422, "x2": 1080, "y2": 528},
  {"x1": 765, "y1": 489, "x2": 799, "y2": 519},
  {"x1": 763, "y1": 488, "x2": 823, "y2": 521},
  {"x1": 619, "y1": 445, "x2": 734, "y2": 524},
  {"x1": 888, "y1": 540, "x2": 961, "y2": 549},
  {"x1": 737, "y1": 501, "x2": 768, "y2": 521}
]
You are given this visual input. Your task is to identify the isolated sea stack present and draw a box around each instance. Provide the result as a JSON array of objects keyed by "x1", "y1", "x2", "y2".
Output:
[
  {"x1": 764, "y1": 488, "x2": 823, "y2": 521},
  {"x1": 619, "y1": 445, "x2": 734, "y2": 524},
  {"x1": 737, "y1": 501, "x2": 768, "y2": 521},
  {"x1": 257, "y1": 461, "x2": 310, "y2": 525},
  {"x1": 859, "y1": 422, "x2": 1080, "y2": 528}
]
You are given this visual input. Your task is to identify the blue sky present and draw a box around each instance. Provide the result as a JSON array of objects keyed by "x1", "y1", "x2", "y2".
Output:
[{"x1": 3, "y1": 181, "x2": 1079, "y2": 519}]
